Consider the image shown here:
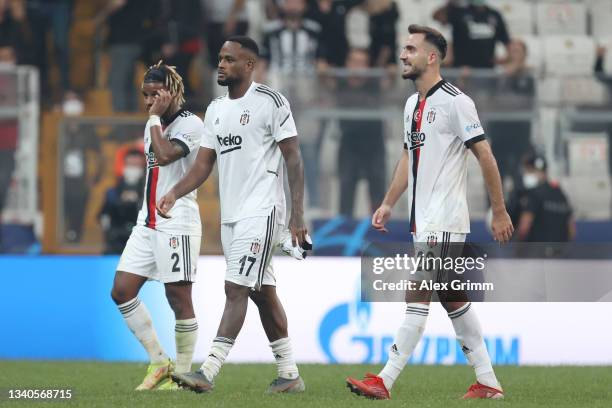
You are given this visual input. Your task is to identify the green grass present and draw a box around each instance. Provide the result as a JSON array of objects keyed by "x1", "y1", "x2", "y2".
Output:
[{"x1": 0, "y1": 362, "x2": 611, "y2": 407}]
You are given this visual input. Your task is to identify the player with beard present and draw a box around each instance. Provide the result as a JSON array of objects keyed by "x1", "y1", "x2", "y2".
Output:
[
  {"x1": 345, "y1": 25, "x2": 513, "y2": 400},
  {"x1": 157, "y1": 36, "x2": 307, "y2": 394}
]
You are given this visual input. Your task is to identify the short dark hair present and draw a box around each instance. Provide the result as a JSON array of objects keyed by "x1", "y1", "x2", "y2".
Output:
[
  {"x1": 226, "y1": 35, "x2": 260, "y2": 57},
  {"x1": 408, "y1": 24, "x2": 447, "y2": 61}
]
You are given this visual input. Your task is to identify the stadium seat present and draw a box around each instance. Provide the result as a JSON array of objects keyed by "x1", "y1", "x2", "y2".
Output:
[
  {"x1": 536, "y1": 1, "x2": 587, "y2": 35},
  {"x1": 560, "y1": 176, "x2": 611, "y2": 219},
  {"x1": 590, "y1": 0, "x2": 612, "y2": 40},
  {"x1": 542, "y1": 36, "x2": 595, "y2": 75},
  {"x1": 488, "y1": 0, "x2": 534, "y2": 36},
  {"x1": 496, "y1": 35, "x2": 544, "y2": 72}
]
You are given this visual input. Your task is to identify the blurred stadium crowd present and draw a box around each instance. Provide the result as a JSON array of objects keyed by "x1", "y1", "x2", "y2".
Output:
[{"x1": 1, "y1": 0, "x2": 612, "y2": 254}]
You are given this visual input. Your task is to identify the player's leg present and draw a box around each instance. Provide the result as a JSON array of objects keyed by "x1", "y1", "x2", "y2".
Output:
[
  {"x1": 171, "y1": 279, "x2": 249, "y2": 393},
  {"x1": 164, "y1": 282, "x2": 197, "y2": 374},
  {"x1": 159, "y1": 233, "x2": 200, "y2": 378},
  {"x1": 249, "y1": 282, "x2": 304, "y2": 393},
  {"x1": 347, "y1": 289, "x2": 431, "y2": 400},
  {"x1": 172, "y1": 219, "x2": 261, "y2": 393},
  {"x1": 347, "y1": 232, "x2": 440, "y2": 399},
  {"x1": 112, "y1": 226, "x2": 171, "y2": 390},
  {"x1": 441, "y1": 233, "x2": 503, "y2": 399},
  {"x1": 443, "y1": 299, "x2": 503, "y2": 399}
]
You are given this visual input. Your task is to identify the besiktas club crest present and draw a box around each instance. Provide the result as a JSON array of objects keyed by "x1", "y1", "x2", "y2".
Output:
[
  {"x1": 426, "y1": 108, "x2": 436, "y2": 124},
  {"x1": 250, "y1": 238, "x2": 261, "y2": 254},
  {"x1": 169, "y1": 236, "x2": 179, "y2": 249},
  {"x1": 240, "y1": 110, "x2": 250, "y2": 125},
  {"x1": 426, "y1": 234, "x2": 438, "y2": 248}
]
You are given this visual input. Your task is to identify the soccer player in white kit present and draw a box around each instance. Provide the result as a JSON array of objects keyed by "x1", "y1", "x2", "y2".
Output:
[
  {"x1": 346, "y1": 25, "x2": 514, "y2": 400},
  {"x1": 110, "y1": 62, "x2": 204, "y2": 390},
  {"x1": 157, "y1": 36, "x2": 307, "y2": 394}
]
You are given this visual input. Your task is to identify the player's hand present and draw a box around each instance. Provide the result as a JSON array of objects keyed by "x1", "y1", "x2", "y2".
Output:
[
  {"x1": 491, "y1": 209, "x2": 514, "y2": 244},
  {"x1": 156, "y1": 191, "x2": 176, "y2": 219},
  {"x1": 289, "y1": 213, "x2": 307, "y2": 247},
  {"x1": 372, "y1": 204, "x2": 392, "y2": 233},
  {"x1": 149, "y1": 89, "x2": 172, "y2": 117}
]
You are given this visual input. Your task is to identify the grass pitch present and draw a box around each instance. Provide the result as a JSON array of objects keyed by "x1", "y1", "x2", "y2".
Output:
[{"x1": 1, "y1": 362, "x2": 610, "y2": 407}]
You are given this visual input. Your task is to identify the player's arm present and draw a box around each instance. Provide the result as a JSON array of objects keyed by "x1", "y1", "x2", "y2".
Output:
[
  {"x1": 278, "y1": 136, "x2": 307, "y2": 246},
  {"x1": 470, "y1": 140, "x2": 514, "y2": 243},
  {"x1": 156, "y1": 147, "x2": 217, "y2": 218},
  {"x1": 148, "y1": 89, "x2": 187, "y2": 166},
  {"x1": 372, "y1": 149, "x2": 410, "y2": 232}
]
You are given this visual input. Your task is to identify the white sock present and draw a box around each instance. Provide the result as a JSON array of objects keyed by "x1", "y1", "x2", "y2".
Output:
[
  {"x1": 200, "y1": 336, "x2": 234, "y2": 381},
  {"x1": 449, "y1": 302, "x2": 500, "y2": 389},
  {"x1": 118, "y1": 297, "x2": 168, "y2": 364},
  {"x1": 379, "y1": 303, "x2": 429, "y2": 390},
  {"x1": 270, "y1": 337, "x2": 299, "y2": 379},
  {"x1": 175, "y1": 318, "x2": 198, "y2": 373}
]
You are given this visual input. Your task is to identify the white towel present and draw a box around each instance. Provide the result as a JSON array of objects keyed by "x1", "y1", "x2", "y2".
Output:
[{"x1": 278, "y1": 229, "x2": 313, "y2": 260}]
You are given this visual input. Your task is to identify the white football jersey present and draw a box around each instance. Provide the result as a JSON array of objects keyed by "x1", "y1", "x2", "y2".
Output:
[
  {"x1": 200, "y1": 82, "x2": 297, "y2": 224},
  {"x1": 403, "y1": 80, "x2": 485, "y2": 234},
  {"x1": 136, "y1": 109, "x2": 204, "y2": 236}
]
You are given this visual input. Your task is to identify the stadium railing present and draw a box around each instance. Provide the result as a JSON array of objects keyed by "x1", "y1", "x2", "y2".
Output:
[{"x1": 41, "y1": 69, "x2": 612, "y2": 254}]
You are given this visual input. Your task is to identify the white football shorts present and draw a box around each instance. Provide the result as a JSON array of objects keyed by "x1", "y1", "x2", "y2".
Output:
[
  {"x1": 117, "y1": 225, "x2": 200, "y2": 283},
  {"x1": 221, "y1": 207, "x2": 282, "y2": 290},
  {"x1": 411, "y1": 231, "x2": 467, "y2": 282}
]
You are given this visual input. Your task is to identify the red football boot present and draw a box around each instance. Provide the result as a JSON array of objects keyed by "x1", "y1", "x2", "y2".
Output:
[
  {"x1": 346, "y1": 373, "x2": 390, "y2": 400},
  {"x1": 463, "y1": 382, "x2": 504, "y2": 399}
]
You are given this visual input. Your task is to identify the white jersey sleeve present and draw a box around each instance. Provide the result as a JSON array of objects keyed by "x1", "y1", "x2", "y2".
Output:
[
  {"x1": 450, "y1": 93, "x2": 485, "y2": 147},
  {"x1": 169, "y1": 114, "x2": 205, "y2": 156},
  {"x1": 200, "y1": 101, "x2": 217, "y2": 150},
  {"x1": 270, "y1": 95, "x2": 297, "y2": 142}
]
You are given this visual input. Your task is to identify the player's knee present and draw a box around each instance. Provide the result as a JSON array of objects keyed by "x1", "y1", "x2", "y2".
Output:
[
  {"x1": 167, "y1": 295, "x2": 194, "y2": 319},
  {"x1": 224, "y1": 281, "x2": 250, "y2": 302},
  {"x1": 111, "y1": 286, "x2": 131, "y2": 305},
  {"x1": 249, "y1": 290, "x2": 266, "y2": 306}
]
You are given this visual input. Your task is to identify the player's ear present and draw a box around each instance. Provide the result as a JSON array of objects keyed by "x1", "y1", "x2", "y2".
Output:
[
  {"x1": 428, "y1": 50, "x2": 438, "y2": 65},
  {"x1": 247, "y1": 56, "x2": 256, "y2": 71}
]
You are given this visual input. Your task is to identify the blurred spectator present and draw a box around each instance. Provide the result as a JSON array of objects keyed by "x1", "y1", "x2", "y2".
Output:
[
  {"x1": 61, "y1": 92, "x2": 103, "y2": 243},
  {"x1": 145, "y1": 0, "x2": 203, "y2": 100},
  {"x1": 488, "y1": 39, "x2": 534, "y2": 189},
  {"x1": 203, "y1": 0, "x2": 249, "y2": 68},
  {"x1": 0, "y1": 42, "x2": 16, "y2": 66},
  {"x1": 510, "y1": 154, "x2": 575, "y2": 242},
  {"x1": 99, "y1": 148, "x2": 145, "y2": 254},
  {"x1": 0, "y1": 0, "x2": 34, "y2": 63},
  {"x1": 308, "y1": 0, "x2": 358, "y2": 68},
  {"x1": 337, "y1": 48, "x2": 385, "y2": 217},
  {"x1": 433, "y1": 0, "x2": 510, "y2": 68},
  {"x1": 94, "y1": 0, "x2": 158, "y2": 112},
  {"x1": 26, "y1": 0, "x2": 72, "y2": 101},
  {"x1": 364, "y1": 0, "x2": 398, "y2": 69},
  {"x1": 260, "y1": 0, "x2": 323, "y2": 74}
]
